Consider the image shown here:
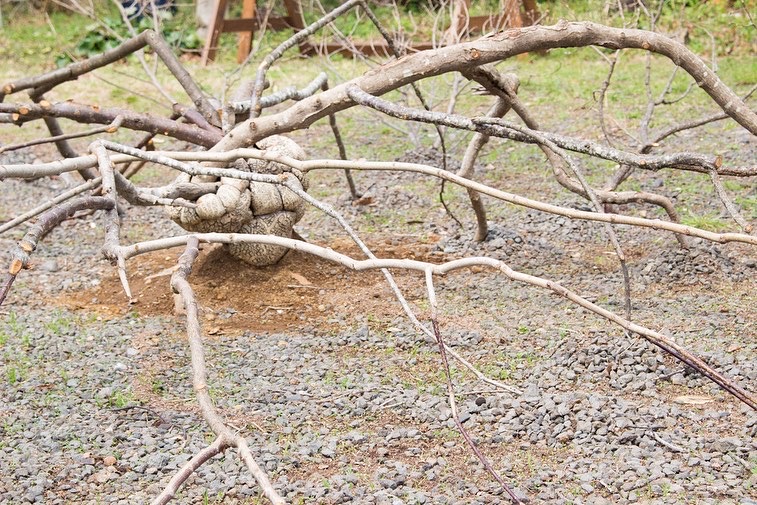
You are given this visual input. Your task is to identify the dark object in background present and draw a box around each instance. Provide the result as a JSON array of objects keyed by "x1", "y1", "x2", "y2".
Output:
[
  {"x1": 398, "y1": 0, "x2": 443, "y2": 10},
  {"x1": 121, "y1": 0, "x2": 176, "y2": 20}
]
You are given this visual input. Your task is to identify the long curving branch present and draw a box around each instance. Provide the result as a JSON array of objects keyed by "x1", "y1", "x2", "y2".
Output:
[
  {"x1": 4, "y1": 148, "x2": 753, "y2": 246},
  {"x1": 117, "y1": 232, "x2": 757, "y2": 411},
  {"x1": 212, "y1": 21, "x2": 757, "y2": 154},
  {"x1": 158, "y1": 236, "x2": 286, "y2": 505}
]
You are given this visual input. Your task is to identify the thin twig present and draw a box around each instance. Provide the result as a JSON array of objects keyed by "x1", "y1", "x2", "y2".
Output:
[
  {"x1": 708, "y1": 169, "x2": 753, "y2": 233},
  {"x1": 595, "y1": 49, "x2": 621, "y2": 148},
  {"x1": 651, "y1": 431, "x2": 687, "y2": 453},
  {"x1": 321, "y1": 79, "x2": 360, "y2": 199},
  {"x1": 0, "y1": 116, "x2": 123, "y2": 154},
  {"x1": 425, "y1": 270, "x2": 523, "y2": 503},
  {"x1": 0, "y1": 177, "x2": 102, "y2": 234},
  {"x1": 248, "y1": 0, "x2": 363, "y2": 118}
]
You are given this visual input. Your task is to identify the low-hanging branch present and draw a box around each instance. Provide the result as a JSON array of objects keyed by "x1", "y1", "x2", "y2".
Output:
[
  {"x1": 345, "y1": 84, "x2": 732, "y2": 175},
  {"x1": 115, "y1": 232, "x2": 757, "y2": 411},
  {"x1": 212, "y1": 20, "x2": 757, "y2": 153},
  {"x1": 4, "y1": 147, "x2": 753, "y2": 246},
  {"x1": 21, "y1": 145, "x2": 755, "y2": 247}
]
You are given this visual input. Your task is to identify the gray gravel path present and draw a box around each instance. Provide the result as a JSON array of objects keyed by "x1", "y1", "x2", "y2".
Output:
[{"x1": 1, "y1": 142, "x2": 756, "y2": 505}]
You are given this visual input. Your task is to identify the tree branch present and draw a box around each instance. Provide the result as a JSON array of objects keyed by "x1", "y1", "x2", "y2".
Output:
[
  {"x1": 215, "y1": 21, "x2": 756, "y2": 153},
  {"x1": 116, "y1": 232, "x2": 756, "y2": 411},
  {"x1": 0, "y1": 101, "x2": 222, "y2": 147},
  {"x1": 0, "y1": 196, "x2": 115, "y2": 306},
  {"x1": 167, "y1": 237, "x2": 286, "y2": 505}
]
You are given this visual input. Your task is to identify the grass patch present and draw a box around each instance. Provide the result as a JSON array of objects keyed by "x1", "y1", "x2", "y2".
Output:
[
  {"x1": 681, "y1": 211, "x2": 731, "y2": 232},
  {"x1": 1, "y1": 312, "x2": 34, "y2": 385},
  {"x1": 43, "y1": 310, "x2": 76, "y2": 335},
  {"x1": 108, "y1": 388, "x2": 135, "y2": 408}
]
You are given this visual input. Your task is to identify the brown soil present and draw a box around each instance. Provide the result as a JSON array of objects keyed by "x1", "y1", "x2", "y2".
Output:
[{"x1": 59, "y1": 236, "x2": 447, "y2": 335}]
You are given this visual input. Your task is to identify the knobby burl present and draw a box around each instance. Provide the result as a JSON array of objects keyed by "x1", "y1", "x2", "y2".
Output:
[{"x1": 168, "y1": 136, "x2": 308, "y2": 266}]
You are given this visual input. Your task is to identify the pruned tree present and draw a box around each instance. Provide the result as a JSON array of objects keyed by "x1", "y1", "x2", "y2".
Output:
[{"x1": 0, "y1": 1, "x2": 755, "y2": 503}]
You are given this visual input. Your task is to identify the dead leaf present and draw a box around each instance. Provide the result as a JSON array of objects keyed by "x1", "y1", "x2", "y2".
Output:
[
  {"x1": 673, "y1": 395, "x2": 714, "y2": 405},
  {"x1": 288, "y1": 271, "x2": 312, "y2": 286},
  {"x1": 352, "y1": 195, "x2": 374, "y2": 206}
]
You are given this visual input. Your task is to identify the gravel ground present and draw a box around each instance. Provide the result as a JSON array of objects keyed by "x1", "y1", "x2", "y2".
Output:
[{"x1": 1, "y1": 134, "x2": 756, "y2": 505}]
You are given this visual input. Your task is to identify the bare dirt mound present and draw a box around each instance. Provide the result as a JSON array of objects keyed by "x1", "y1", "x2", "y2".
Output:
[{"x1": 61, "y1": 237, "x2": 445, "y2": 334}]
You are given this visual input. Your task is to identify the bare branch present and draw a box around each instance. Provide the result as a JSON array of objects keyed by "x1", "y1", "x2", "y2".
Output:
[
  {"x1": 346, "y1": 84, "x2": 724, "y2": 174},
  {"x1": 248, "y1": 0, "x2": 364, "y2": 118},
  {"x1": 8, "y1": 148, "x2": 751, "y2": 246},
  {"x1": 90, "y1": 141, "x2": 130, "y2": 297},
  {"x1": 232, "y1": 73, "x2": 329, "y2": 114},
  {"x1": 425, "y1": 270, "x2": 524, "y2": 503},
  {"x1": 117, "y1": 232, "x2": 757, "y2": 410},
  {"x1": 215, "y1": 21, "x2": 757, "y2": 154},
  {"x1": 1, "y1": 30, "x2": 218, "y2": 125},
  {"x1": 708, "y1": 169, "x2": 753, "y2": 233},
  {"x1": 647, "y1": 83, "x2": 756, "y2": 150},
  {"x1": 0, "y1": 101, "x2": 222, "y2": 147},
  {"x1": 152, "y1": 437, "x2": 228, "y2": 505},
  {"x1": 458, "y1": 96, "x2": 512, "y2": 241},
  {"x1": 595, "y1": 49, "x2": 621, "y2": 147},
  {"x1": 0, "y1": 177, "x2": 102, "y2": 234},
  {"x1": 167, "y1": 237, "x2": 286, "y2": 505},
  {"x1": 0, "y1": 116, "x2": 123, "y2": 154},
  {"x1": 0, "y1": 197, "x2": 114, "y2": 307}
]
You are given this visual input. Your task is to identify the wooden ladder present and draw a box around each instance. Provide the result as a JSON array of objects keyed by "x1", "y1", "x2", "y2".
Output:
[
  {"x1": 201, "y1": 0, "x2": 540, "y2": 65},
  {"x1": 200, "y1": 0, "x2": 305, "y2": 65}
]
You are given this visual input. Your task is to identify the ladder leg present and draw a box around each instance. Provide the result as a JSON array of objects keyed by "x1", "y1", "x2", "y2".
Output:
[
  {"x1": 201, "y1": 0, "x2": 229, "y2": 65},
  {"x1": 282, "y1": 0, "x2": 310, "y2": 53},
  {"x1": 236, "y1": 0, "x2": 256, "y2": 63}
]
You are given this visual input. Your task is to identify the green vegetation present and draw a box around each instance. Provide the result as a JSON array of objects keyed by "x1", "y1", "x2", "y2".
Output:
[
  {"x1": 481, "y1": 350, "x2": 539, "y2": 380},
  {"x1": 107, "y1": 388, "x2": 135, "y2": 407},
  {"x1": 57, "y1": 10, "x2": 201, "y2": 66},
  {"x1": 0, "y1": 1, "x2": 752, "y2": 227},
  {"x1": 1, "y1": 312, "x2": 33, "y2": 385},
  {"x1": 43, "y1": 310, "x2": 76, "y2": 335},
  {"x1": 681, "y1": 211, "x2": 731, "y2": 232}
]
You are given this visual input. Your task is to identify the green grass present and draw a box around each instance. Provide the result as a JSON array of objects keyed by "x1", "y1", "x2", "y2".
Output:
[
  {"x1": 0, "y1": 1, "x2": 753, "y2": 224},
  {"x1": 681, "y1": 211, "x2": 731, "y2": 232},
  {"x1": 43, "y1": 310, "x2": 76, "y2": 335},
  {"x1": 1, "y1": 312, "x2": 34, "y2": 385},
  {"x1": 108, "y1": 388, "x2": 135, "y2": 408},
  {"x1": 547, "y1": 0, "x2": 755, "y2": 55}
]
